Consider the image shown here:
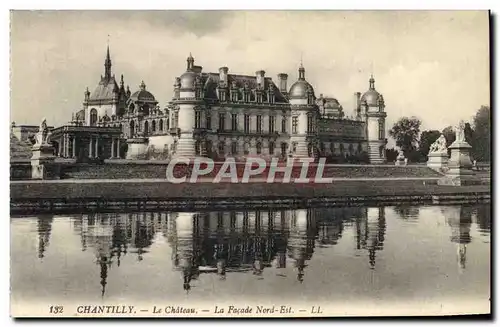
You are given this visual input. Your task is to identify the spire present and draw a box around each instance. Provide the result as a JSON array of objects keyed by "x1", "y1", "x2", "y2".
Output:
[
  {"x1": 369, "y1": 74, "x2": 375, "y2": 90},
  {"x1": 120, "y1": 74, "x2": 124, "y2": 87},
  {"x1": 104, "y1": 41, "x2": 112, "y2": 80},
  {"x1": 298, "y1": 61, "x2": 305, "y2": 81},
  {"x1": 187, "y1": 53, "x2": 194, "y2": 71}
]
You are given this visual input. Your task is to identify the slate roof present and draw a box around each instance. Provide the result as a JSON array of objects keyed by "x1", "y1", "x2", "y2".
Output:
[
  {"x1": 89, "y1": 77, "x2": 119, "y2": 101},
  {"x1": 200, "y1": 73, "x2": 289, "y2": 103}
]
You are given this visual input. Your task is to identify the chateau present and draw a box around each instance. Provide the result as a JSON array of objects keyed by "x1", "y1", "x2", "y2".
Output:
[{"x1": 47, "y1": 47, "x2": 388, "y2": 163}]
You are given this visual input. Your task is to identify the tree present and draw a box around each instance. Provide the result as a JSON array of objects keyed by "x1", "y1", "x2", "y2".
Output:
[
  {"x1": 418, "y1": 130, "x2": 441, "y2": 160},
  {"x1": 472, "y1": 105, "x2": 490, "y2": 162},
  {"x1": 388, "y1": 116, "x2": 421, "y2": 156}
]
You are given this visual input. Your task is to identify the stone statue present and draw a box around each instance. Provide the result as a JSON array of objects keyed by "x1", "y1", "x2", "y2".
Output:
[
  {"x1": 429, "y1": 134, "x2": 448, "y2": 154},
  {"x1": 35, "y1": 118, "x2": 50, "y2": 145},
  {"x1": 455, "y1": 120, "x2": 466, "y2": 143}
]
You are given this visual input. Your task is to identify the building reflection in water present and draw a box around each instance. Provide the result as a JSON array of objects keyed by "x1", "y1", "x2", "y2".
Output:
[
  {"x1": 36, "y1": 215, "x2": 54, "y2": 260},
  {"x1": 442, "y1": 206, "x2": 473, "y2": 272},
  {"x1": 68, "y1": 207, "x2": 391, "y2": 295},
  {"x1": 354, "y1": 207, "x2": 386, "y2": 269}
]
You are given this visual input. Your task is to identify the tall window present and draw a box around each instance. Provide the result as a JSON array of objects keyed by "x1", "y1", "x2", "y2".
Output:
[
  {"x1": 90, "y1": 109, "x2": 98, "y2": 126},
  {"x1": 171, "y1": 111, "x2": 178, "y2": 128},
  {"x1": 231, "y1": 141, "x2": 238, "y2": 155},
  {"x1": 379, "y1": 120, "x2": 385, "y2": 140},
  {"x1": 195, "y1": 111, "x2": 202, "y2": 129},
  {"x1": 256, "y1": 115, "x2": 262, "y2": 133},
  {"x1": 159, "y1": 119, "x2": 163, "y2": 132},
  {"x1": 281, "y1": 117, "x2": 286, "y2": 133},
  {"x1": 130, "y1": 120, "x2": 135, "y2": 137},
  {"x1": 152, "y1": 120, "x2": 156, "y2": 132},
  {"x1": 256, "y1": 142, "x2": 262, "y2": 155},
  {"x1": 269, "y1": 141, "x2": 275, "y2": 155},
  {"x1": 231, "y1": 114, "x2": 238, "y2": 131},
  {"x1": 218, "y1": 142, "x2": 225, "y2": 154},
  {"x1": 307, "y1": 115, "x2": 314, "y2": 133},
  {"x1": 292, "y1": 116, "x2": 298, "y2": 134},
  {"x1": 195, "y1": 140, "x2": 201, "y2": 156},
  {"x1": 269, "y1": 116, "x2": 275, "y2": 133},
  {"x1": 219, "y1": 113, "x2": 225, "y2": 131},
  {"x1": 244, "y1": 114, "x2": 250, "y2": 133},
  {"x1": 206, "y1": 112, "x2": 211, "y2": 130},
  {"x1": 281, "y1": 142, "x2": 287, "y2": 156},
  {"x1": 144, "y1": 121, "x2": 149, "y2": 135}
]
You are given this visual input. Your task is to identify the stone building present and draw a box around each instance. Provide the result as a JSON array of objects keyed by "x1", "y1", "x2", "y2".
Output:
[{"x1": 47, "y1": 48, "x2": 388, "y2": 163}]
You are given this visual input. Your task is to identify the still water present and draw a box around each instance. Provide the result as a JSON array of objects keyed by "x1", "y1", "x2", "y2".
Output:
[{"x1": 11, "y1": 204, "x2": 490, "y2": 315}]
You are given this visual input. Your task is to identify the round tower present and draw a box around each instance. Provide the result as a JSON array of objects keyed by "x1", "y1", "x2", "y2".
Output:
[
  {"x1": 173, "y1": 53, "x2": 204, "y2": 159},
  {"x1": 361, "y1": 75, "x2": 387, "y2": 163},
  {"x1": 288, "y1": 63, "x2": 318, "y2": 159}
]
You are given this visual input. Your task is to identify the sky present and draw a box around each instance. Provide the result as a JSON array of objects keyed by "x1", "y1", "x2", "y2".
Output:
[{"x1": 10, "y1": 10, "x2": 490, "y2": 133}]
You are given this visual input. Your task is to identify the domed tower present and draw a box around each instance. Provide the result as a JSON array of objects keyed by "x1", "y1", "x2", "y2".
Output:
[
  {"x1": 445, "y1": 206, "x2": 472, "y2": 272},
  {"x1": 172, "y1": 53, "x2": 204, "y2": 159},
  {"x1": 288, "y1": 63, "x2": 318, "y2": 159},
  {"x1": 360, "y1": 75, "x2": 387, "y2": 163},
  {"x1": 171, "y1": 212, "x2": 200, "y2": 291}
]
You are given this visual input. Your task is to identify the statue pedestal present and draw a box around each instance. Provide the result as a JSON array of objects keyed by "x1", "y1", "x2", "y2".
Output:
[
  {"x1": 126, "y1": 137, "x2": 148, "y2": 160},
  {"x1": 395, "y1": 152, "x2": 405, "y2": 166},
  {"x1": 427, "y1": 152, "x2": 448, "y2": 171},
  {"x1": 31, "y1": 144, "x2": 60, "y2": 180},
  {"x1": 438, "y1": 141, "x2": 480, "y2": 186}
]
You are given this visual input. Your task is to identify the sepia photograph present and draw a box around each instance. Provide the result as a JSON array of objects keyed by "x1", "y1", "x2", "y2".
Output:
[{"x1": 9, "y1": 9, "x2": 491, "y2": 318}]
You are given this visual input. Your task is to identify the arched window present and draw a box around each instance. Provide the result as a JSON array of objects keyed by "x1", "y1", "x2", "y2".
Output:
[
  {"x1": 357, "y1": 143, "x2": 363, "y2": 154},
  {"x1": 130, "y1": 120, "x2": 135, "y2": 137},
  {"x1": 256, "y1": 142, "x2": 262, "y2": 155},
  {"x1": 144, "y1": 121, "x2": 149, "y2": 135},
  {"x1": 159, "y1": 119, "x2": 164, "y2": 132},
  {"x1": 308, "y1": 143, "x2": 313, "y2": 157},
  {"x1": 90, "y1": 109, "x2": 98, "y2": 126},
  {"x1": 348, "y1": 144, "x2": 354, "y2": 155},
  {"x1": 119, "y1": 123, "x2": 123, "y2": 133},
  {"x1": 152, "y1": 120, "x2": 156, "y2": 132},
  {"x1": 339, "y1": 143, "x2": 344, "y2": 154}
]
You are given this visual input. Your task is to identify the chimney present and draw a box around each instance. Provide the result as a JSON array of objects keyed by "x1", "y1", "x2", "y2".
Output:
[
  {"x1": 219, "y1": 67, "x2": 229, "y2": 85},
  {"x1": 353, "y1": 92, "x2": 361, "y2": 115},
  {"x1": 256, "y1": 70, "x2": 265, "y2": 87},
  {"x1": 277, "y1": 73, "x2": 288, "y2": 93}
]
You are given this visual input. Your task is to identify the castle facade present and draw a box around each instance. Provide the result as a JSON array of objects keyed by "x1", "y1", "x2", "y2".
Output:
[{"x1": 49, "y1": 48, "x2": 387, "y2": 163}]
